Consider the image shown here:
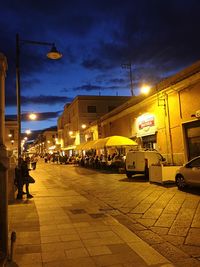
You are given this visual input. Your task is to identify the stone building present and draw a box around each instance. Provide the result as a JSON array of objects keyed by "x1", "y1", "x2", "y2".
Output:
[
  {"x1": 57, "y1": 95, "x2": 130, "y2": 155},
  {"x1": 83, "y1": 60, "x2": 200, "y2": 165},
  {"x1": 34, "y1": 127, "x2": 58, "y2": 155}
]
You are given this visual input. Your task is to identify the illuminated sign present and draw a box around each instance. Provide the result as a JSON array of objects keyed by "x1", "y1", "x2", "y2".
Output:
[
  {"x1": 138, "y1": 116, "x2": 155, "y2": 129},
  {"x1": 137, "y1": 114, "x2": 157, "y2": 137}
]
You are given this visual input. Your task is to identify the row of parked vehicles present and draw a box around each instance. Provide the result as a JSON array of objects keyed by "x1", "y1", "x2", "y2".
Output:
[{"x1": 125, "y1": 150, "x2": 200, "y2": 190}]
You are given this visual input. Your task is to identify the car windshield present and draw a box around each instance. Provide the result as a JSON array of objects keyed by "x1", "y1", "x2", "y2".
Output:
[{"x1": 189, "y1": 157, "x2": 200, "y2": 168}]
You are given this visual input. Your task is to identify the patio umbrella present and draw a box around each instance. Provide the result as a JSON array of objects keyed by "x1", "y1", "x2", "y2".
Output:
[{"x1": 94, "y1": 136, "x2": 137, "y2": 149}]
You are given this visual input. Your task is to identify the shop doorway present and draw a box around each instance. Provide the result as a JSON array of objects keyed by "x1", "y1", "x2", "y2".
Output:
[
  {"x1": 184, "y1": 120, "x2": 200, "y2": 160},
  {"x1": 141, "y1": 134, "x2": 157, "y2": 150}
]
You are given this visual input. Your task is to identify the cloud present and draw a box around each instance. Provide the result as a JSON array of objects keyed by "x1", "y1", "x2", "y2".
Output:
[
  {"x1": 81, "y1": 57, "x2": 112, "y2": 70},
  {"x1": 6, "y1": 111, "x2": 62, "y2": 121},
  {"x1": 6, "y1": 94, "x2": 72, "y2": 107},
  {"x1": 71, "y1": 84, "x2": 101, "y2": 92},
  {"x1": 70, "y1": 83, "x2": 129, "y2": 92}
]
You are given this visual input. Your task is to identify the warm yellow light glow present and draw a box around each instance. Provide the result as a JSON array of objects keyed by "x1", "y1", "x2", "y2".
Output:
[
  {"x1": 69, "y1": 131, "x2": 73, "y2": 136},
  {"x1": 81, "y1": 124, "x2": 86, "y2": 129},
  {"x1": 141, "y1": 84, "x2": 151, "y2": 95},
  {"x1": 47, "y1": 46, "x2": 62, "y2": 60},
  {"x1": 29, "y1": 113, "x2": 37, "y2": 120},
  {"x1": 47, "y1": 140, "x2": 50, "y2": 144},
  {"x1": 24, "y1": 137, "x2": 28, "y2": 140},
  {"x1": 8, "y1": 134, "x2": 12, "y2": 137},
  {"x1": 25, "y1": 129, "x2": 31, "y2": 135}
]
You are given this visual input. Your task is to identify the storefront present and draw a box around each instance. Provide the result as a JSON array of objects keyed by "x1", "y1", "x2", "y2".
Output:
[{"x1": 136, "y1": 113, "x2": 157, "y2": 149}]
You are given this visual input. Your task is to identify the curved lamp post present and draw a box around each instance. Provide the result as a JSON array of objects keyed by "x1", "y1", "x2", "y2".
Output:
[{"x1": 16, "y1": 33, "x2": 62, "y2": 166}]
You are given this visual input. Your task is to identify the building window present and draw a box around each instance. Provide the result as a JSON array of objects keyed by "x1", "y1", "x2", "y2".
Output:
[{"x1": 87, "y1": 106, "x2": 96, "y2": 113}]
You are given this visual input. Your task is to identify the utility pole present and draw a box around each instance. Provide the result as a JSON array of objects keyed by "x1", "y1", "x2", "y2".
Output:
[{"x1": 122, "y1": 62, "x2": 134, "y2": 96}]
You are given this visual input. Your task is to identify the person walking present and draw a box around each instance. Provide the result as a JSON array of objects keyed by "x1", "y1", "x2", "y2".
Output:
[{"x1": 31, "y1": 154, "x2": 38, "y2": 170}]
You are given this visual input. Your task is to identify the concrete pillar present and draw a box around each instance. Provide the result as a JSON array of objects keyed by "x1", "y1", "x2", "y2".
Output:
[{"x1": 0, "y1": 53, "x2": 9, "y2": 262}]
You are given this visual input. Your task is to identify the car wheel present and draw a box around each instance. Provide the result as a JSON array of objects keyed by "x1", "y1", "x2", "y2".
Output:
[
  {"x1": 176, "y1": 174, "x2": 186, "y2": 190},
  {"x1": 144, "y1": 166, "x2": 149, "y2": 179},
  {"x1": 126, "y1": 172, "x2": 132, "y2": 178}
]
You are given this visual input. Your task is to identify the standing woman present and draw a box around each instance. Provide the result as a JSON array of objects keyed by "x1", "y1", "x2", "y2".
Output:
[
  {"x1": 15, "y1": 157, "x2": 34, "y2": 199},
  {"x1": 22, "y1": 157, "x2": 34, "y2": 198}
]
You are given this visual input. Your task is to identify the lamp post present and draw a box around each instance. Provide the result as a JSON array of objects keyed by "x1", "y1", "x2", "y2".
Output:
[{"x1": 16, "y1": 33, "x2": 62, "y2": 166}]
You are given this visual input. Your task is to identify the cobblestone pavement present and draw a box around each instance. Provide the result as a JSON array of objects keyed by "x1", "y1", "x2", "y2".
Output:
[{"x1": 8, "y1": 162, "x2": 200, "y2": 266}]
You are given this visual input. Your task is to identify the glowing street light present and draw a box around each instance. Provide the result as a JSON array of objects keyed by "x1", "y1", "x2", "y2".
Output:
[
  {"x1": 29, "y1": 113, "x2": 37, "y2": 120},
  {"x1": 25, "y1": 129, "x2": 31, "y2": 135},
  {"x1": 141, "y1": 84, "x2": 151, "y2": 95},
  {"x1": 81, "y1": 124, "x2": 86, "y2": 129}
]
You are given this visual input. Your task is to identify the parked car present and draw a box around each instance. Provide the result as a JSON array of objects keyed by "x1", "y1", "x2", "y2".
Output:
[
  {"x1": 175, "y1": 156, "x2": 200, "y2": 190},
  {"x1": 125, "y1": 150, "x2": 165, "y2": 179}
]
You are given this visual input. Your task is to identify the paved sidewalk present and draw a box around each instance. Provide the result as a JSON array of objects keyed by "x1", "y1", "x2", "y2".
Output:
[{"x1": 7, "y1": 166, "x2": 174, "y2": 267}]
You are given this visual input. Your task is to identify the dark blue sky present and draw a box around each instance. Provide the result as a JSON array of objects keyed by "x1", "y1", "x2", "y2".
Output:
[{"x1": 1, "y1": 0, "x2": 200, "y2": 132}]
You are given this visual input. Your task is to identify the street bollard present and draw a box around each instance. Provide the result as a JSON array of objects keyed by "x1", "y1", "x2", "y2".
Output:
[{"x1": 8, "y1": 232, "x2": 16, "y2": 263}]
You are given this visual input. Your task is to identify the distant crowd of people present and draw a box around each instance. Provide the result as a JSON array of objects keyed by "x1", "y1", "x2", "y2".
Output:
[{"x1": 43, "y1": 152, "x2": 125, "y2": 170}]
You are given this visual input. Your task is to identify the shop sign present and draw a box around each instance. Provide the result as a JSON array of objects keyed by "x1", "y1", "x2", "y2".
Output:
[{"x1": 136, "y1": 113, "x2": 157, "y2": 137}]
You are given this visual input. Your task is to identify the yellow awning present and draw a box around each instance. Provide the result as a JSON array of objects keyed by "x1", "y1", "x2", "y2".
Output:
[
  {"x1": 81, "y1": 140, "x2": 98, "y2": 150},
  {"x1": 75, "y1": 136, "x2": 137, "y2": 151},
  {"x1": 94, "y1": 136, "x2": 137, "y2": 149},
  {"x1": 76, "y1": 140, "x2": 98, "y2": 151}
]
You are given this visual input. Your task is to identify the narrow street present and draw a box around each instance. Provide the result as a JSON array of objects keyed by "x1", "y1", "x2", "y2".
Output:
[{"x1": 8, "y1": 160, "x2": 200, "y2": 266}]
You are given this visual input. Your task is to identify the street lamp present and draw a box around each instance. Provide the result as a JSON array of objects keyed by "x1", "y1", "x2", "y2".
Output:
[
  {"x1": 29, "y1": 113, "x2": 37, "y2": 120},
  {"x1": 81, "y1": 124, "x2": 87, "y2": 129},
  {"x1": 25, "y1": 129, "x2": 31, "y2": 135},
  {"x1": 141, "y1": 84, "x2": 151, "y2": 95},
  {"x1": 16, "y1": 33, "x2": 62, "y2": 166}
]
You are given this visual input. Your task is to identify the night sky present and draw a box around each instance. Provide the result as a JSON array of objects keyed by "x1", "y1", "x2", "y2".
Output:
[{"x1": 1, "y1": 0, "x2": 200, "y2": 132}]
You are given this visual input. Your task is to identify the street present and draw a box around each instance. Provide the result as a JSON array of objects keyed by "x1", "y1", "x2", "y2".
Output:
[{"x1": 8, "y1": 160, "x2": 200, "y2": 266}]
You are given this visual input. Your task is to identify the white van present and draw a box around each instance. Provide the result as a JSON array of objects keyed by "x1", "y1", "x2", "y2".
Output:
[{"x1": 125, "y1": 150, "x2": 165, "y2": 179}]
